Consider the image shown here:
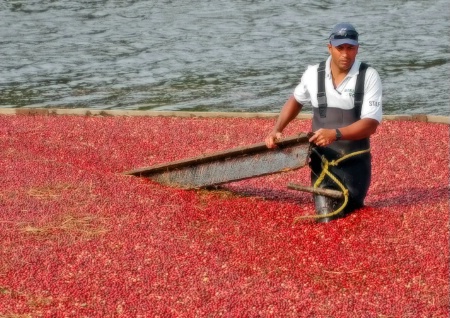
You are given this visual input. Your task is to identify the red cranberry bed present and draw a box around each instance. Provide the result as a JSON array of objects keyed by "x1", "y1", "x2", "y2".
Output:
[{"x1": 0, "y1": 114, "x2": 448, "y2": 317}]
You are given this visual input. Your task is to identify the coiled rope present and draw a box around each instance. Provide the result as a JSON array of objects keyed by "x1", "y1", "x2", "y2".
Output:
[{"x1": 296, "y1": 147, "x2": 371, "y2": 221}]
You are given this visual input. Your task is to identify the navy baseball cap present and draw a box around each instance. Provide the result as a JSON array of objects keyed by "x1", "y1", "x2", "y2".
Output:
[{"x1": 329, "y1": 23, "x2": 359, "y2": 47}]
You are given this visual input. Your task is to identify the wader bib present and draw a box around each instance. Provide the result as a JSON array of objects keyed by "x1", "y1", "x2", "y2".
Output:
[{"x1": 311, "y1": 61, "x2": 370, "y2": 221}]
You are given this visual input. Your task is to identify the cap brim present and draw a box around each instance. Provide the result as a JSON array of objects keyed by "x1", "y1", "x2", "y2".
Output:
[{"x1": 330, "y1": 39, "x2": 359, "y2": 47}]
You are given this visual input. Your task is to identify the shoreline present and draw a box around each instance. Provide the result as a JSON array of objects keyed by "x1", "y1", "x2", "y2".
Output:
[{"x1": 0, "y1": 107, "x2": 448, "y2": 124}]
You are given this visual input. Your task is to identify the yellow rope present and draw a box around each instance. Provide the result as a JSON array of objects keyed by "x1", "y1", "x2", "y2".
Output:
[
  {"x1": 295, "y1": 148, "x2": 370, "y2": 222},
  {"x1": 328, "y1": 149, "x2": 371, "y2": 166}
]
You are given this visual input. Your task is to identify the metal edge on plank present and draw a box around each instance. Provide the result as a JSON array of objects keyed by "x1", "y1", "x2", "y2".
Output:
[{"x1": 124, "y1": 133, "x2": 311, "y2": 176}]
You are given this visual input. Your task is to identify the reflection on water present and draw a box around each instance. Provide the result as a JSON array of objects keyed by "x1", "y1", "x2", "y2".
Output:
[{"x1": 0, "y1": 0, "x2": 448, "y2": 115}]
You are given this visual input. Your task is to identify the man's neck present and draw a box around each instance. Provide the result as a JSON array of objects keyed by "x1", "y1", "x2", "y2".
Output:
[{"x1": 330, "y1": 61, "x2": 352, "y2": 88}]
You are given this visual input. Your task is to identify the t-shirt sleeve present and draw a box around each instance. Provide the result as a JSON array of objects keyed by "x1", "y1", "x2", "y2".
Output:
[{"x1": 360, "y1": 67, "x2": 383, "y2": 123}]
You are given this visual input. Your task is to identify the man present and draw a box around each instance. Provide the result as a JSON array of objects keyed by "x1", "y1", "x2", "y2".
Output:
[{"x1": 265, "y1": 22, "x2": 382, "y2": 223}]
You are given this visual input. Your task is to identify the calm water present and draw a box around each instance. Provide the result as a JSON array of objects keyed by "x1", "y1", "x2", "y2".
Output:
[{"x1": 0, "y1": 0, "x2": 449, "y2": 115}]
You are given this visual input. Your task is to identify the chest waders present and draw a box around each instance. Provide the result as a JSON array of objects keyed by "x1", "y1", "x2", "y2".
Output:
[{"x1": 308, "y1": 61, "x2": 371, "y2": 223}]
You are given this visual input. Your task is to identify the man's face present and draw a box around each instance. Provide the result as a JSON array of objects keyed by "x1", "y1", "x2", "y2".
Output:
[{"x1": 327, "y1": 43, "x2": 359, "y2": 72}]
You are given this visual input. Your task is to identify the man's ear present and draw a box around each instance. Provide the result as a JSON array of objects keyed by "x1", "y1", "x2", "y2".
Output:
[{"x1": 327, "y1": 43, "x2": 332, "y2": 53}]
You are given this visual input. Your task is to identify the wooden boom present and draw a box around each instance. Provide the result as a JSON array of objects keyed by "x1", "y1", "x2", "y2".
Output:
[{"x1": 124, "y1": 133, "x2": 312, "y2": 189}]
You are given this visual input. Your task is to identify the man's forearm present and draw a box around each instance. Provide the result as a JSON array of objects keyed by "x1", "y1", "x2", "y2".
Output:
[
  {"x1": 272, "y1": 95, "x2": 302, "y2": 133},
  {"x1": 339, "y1": 118, "x2": 379, "y2": 140}
]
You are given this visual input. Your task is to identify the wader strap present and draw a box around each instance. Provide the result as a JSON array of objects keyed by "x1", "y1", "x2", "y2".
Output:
[
  {"x1": 317, "y1": 61, "x2": 327, "y2": 118},
  {"x1": 354, "y1": 62, "x2": 369, "y2": 118},
  {"x1": 316, "y1": 61, "x2": 369, "y2": 119}
]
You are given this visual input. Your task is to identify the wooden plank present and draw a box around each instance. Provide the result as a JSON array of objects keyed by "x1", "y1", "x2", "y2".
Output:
[
  {"x1": 287, "y1": 183, "x2": 343, "y2": 199},
  {"x1": 124, "y1": 133, "x2": 311, "y2": 189}
]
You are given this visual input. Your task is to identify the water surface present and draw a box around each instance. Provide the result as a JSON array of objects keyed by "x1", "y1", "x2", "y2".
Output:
[{"x1": 0, "y1": 0, "x2": 448, "y2": 115}]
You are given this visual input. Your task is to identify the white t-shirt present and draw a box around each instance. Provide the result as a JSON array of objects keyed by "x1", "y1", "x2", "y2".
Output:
[{"x1": 293, "y1": 56, "x2": 383, "y2": 123}]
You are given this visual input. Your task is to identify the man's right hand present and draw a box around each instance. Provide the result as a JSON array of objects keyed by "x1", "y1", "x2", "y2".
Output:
[{"x1": 265, "y1": 131, "x2": 283, "y2": 149}]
